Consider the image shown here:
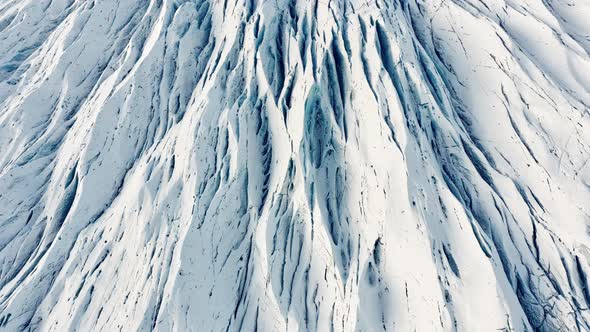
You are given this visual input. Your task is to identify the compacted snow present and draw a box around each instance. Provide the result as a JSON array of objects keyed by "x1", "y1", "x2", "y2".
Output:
[{"x1": 0, "y1": 0, "x2": 589, "y2": 331}]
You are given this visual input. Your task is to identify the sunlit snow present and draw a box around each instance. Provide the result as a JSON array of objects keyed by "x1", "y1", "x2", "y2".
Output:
[{"x1": 0, "y1": 0, "x2": 589, "y2": 331}]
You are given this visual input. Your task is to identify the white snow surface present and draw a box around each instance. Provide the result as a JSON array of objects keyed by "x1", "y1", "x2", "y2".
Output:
[{"x1": 0, "y1": 0, "x2": 589, "y2": 331}]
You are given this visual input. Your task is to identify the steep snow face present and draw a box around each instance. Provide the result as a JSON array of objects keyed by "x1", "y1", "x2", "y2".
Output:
[{"x1": 0, "y1": 0, "x2": 589, "y2": 330}]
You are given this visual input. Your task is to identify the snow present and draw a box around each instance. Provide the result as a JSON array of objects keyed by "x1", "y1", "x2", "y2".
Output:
[{"x1": 0, "y1": 0, "x2": 589, "y2": 331}]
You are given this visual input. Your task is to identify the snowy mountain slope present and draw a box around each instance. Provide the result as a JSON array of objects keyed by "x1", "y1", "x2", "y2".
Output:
[{"x1": 0, "y1": 0, "x2": 589, "y2": 330}]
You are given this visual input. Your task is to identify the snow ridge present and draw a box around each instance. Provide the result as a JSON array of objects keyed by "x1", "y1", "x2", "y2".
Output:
[{"x1": 0, "y1": 0, "x2": 589, "y2": 331}]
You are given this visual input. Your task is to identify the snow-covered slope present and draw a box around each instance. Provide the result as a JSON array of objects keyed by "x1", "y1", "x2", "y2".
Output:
[{"x1": 0, "y1": 0, "x2": 589, "y2": 330}]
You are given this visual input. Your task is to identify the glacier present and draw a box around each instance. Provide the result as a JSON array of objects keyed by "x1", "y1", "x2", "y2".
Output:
[{"x1": 0, "y1": 0, "x2": 590, "y2": 330}]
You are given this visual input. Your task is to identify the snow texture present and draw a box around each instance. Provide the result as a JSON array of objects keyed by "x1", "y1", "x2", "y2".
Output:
[{"x1": 0, "y1": 0, "x2": 590, "y2": 331}]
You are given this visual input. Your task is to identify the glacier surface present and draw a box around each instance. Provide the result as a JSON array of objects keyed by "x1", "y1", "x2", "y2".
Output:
[{"x1": 0, "y1": 0, "x2": 590, "y2": 331}]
